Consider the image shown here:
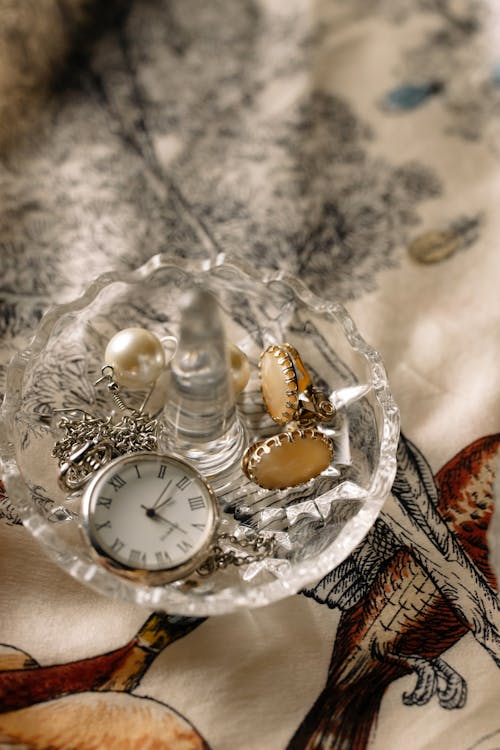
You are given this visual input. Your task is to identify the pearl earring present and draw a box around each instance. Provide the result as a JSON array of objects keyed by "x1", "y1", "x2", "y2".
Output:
[
  {"x1": 53, "y1": 327, "x2": 174, "y2": 490},
  {"x1": 104, "y1": 327, "x2": 167, "y2": 390},
  {"x1": 228, "y1": 343, "x2": 250, "y2": 395}
]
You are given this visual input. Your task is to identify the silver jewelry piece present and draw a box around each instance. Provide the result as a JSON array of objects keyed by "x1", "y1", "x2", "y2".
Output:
[
  {"x1": 52, "y1": 368, "x2": 158, "y2": 490},
  {"x1": 52, "y1": 368, "x2": 277, "y2": 577},
  {"x1": 196, "y1": 531, "x2": 276, "y2": 576}
]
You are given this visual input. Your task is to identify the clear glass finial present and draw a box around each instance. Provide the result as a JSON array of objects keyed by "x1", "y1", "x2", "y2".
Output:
[{"x1": 160, "y1": 288, "x2": 246, "y2": 478}]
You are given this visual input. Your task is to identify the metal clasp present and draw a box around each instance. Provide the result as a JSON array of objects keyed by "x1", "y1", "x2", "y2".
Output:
[
  {"x1": 58, "y1": 439, "x2": 115, "y2": 490},
  {"x1": 296, "y1": 387, "x2": 336, "y2": 427}
]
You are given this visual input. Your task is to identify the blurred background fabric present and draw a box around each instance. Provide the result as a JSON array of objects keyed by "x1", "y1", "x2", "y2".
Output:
[{"x1": 0, "y1": 1, "x2": 499, "y2": 748}]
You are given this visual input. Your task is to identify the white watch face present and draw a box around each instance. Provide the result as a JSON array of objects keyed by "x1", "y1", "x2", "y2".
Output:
[{"x1": 81, "y1": 452, "x2": 217, "y2": 579}]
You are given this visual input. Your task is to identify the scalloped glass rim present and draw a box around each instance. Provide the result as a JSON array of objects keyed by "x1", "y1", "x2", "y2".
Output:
[{"x1": 0, "y1": 253, "x2": 400, "y2": 615}]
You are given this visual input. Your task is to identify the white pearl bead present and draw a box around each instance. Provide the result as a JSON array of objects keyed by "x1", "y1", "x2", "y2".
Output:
[
  {"x1": 104, "y1": 328, "x2": 166, "y2": 389},
  {"x1": 228, "y1": 343, "x2": 250, "y2": 395}
]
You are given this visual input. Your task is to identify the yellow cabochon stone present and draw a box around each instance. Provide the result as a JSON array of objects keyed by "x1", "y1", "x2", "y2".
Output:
[
  {"x1": 260, "y1": 347, "x2": 298, "y2": 423},
  {"x1": 244, "y1": 429, "x2": 333, "y2": 490}
]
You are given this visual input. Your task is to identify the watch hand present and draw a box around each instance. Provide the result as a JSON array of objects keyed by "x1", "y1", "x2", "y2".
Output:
[
  {"x1": 141, "y1": 481, "x2": 175, "y2": 517},
  {"x1": 155, "y1": 513, "x2": 187, "y2": 535},
  {"x1": 154, "y1": 495, "x2": 175, "y2": 512},
  {"x1": 141, "y1": 503, "x2": 159, "y2": 518},
  {"x1": 140, "y1": 505, "x2": 188, "y2": 535},
  {"x1": 151, "y1": 480, "x2": 173, "y2": 510}
]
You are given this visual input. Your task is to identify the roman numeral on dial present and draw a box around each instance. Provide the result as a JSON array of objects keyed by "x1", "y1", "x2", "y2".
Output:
[
  {"x1": 176, "y1": 476, "x2": 191, "y2": 491},
  {"x1": 188, "y1": 496, "x2": 205, "y2": 511},
  {"x1": 96, "y1": 520, "x2": 111, "y2": 531},
  {"x1": 111, "y1": 538, "x2": 125, "y2": 554},
  {"x1": 155, "y1": 550, "x2": 172, "y2": 565},
  {"x1": 129, "y1": 549, "x2": 147, "y2": 566},
  {"x1": 108, "y1": 475, "x2": 126, "y2": 492}
]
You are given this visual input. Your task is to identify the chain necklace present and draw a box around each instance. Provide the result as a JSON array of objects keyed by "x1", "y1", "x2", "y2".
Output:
[{"x1": 52, "y1": 368, "x2": 276, "y2": 575}]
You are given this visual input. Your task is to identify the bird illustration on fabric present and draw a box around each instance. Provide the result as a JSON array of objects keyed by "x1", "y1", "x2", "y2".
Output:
[
  {"x1": 288, "y1": 432, "x2": 499, "y2": 750},
  {"x1": 1, "y1": 433, "x2": 498, "y2": 750},
  {"x1": 0, "y1": 612, "x2": 208, "y2": 749}
]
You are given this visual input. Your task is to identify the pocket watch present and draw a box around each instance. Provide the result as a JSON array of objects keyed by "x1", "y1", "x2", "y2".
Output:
[{"x1": 81, "y1": 451, "x2": 218, "y2": 584}]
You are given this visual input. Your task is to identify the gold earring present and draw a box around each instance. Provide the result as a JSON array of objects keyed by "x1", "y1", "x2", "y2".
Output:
[
  {"x1": 242, "y1": 343, "x2": 335, "y2": 490},
  {"x1": 242, "y1": 427, "x2": 333, "y2": 490},
  {"x1": 259, "y1": 343, "x2": 335, "y2": 426}
]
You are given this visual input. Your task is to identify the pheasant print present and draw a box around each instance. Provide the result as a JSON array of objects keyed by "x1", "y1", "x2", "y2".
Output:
[
  {"x1": 0, "y1": 612, "x2": 208, "y2": 749},
  {"x1": 290, "y1": 433, "x2": 499, "y2": 750}
]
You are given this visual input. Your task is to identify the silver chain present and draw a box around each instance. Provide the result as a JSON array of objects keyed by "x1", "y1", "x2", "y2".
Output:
[
  {"x1": 52, "y1": 368, "x2": 278, "y2": 573},
  {"x1": 197, "y1": 532, "x2": 277, "y2": 576},
  {"x1": 52, "y1": 410, "x2": 158, "y2": 490}
]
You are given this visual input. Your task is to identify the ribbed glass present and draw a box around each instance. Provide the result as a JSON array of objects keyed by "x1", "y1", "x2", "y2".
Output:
[{"x1": 0, "y1": 254, "x2": 400, "y2": 615}]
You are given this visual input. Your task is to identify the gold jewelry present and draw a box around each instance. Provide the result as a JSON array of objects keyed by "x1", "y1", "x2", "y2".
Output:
[
  {"x1": 259, "y1": 343, "x2": 335, "y2": 425},
  {"x1": 242, "y1": 427, "x2": 333, "y2": 490},
  {"x1": 243, "y1": 343, "x2": 336, "y2": 490},
  {"x1": 260, "y1": 344, "x2": 309, "y2": 423}
]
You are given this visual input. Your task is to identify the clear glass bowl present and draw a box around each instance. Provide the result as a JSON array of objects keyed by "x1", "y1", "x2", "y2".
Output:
[{"x1": 0, "y1": 254, "x2": 399, "y2": 615}]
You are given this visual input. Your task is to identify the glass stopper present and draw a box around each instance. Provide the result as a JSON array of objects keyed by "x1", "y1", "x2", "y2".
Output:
[{"x1": 160, "y1": 288, "x2": 246, "y2": 478}]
